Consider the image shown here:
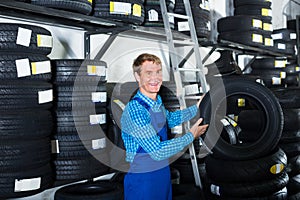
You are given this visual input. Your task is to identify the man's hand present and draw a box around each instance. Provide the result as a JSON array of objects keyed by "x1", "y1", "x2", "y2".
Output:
[{"x1": 190, "y1": 118, "x2": 209, "y2": 139}]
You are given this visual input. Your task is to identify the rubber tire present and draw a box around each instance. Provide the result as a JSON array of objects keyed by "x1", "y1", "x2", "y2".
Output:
[{"x1": 199, "y1": 77, "x2": 284, "y2": 160}]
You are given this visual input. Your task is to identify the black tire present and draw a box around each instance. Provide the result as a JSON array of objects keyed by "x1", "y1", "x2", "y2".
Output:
[
  {"x1": 205, "y1": 148, "x2": 287, "y2": 183},
  {"x1": 218, "y1": 16, "x2": 263, "y2": 33},
  {"x1": 52, "y1": 59, "x2": 107, "y2": 83},
  {"x1": 0, "y1": 164, "x2": 53, "y2": 199},
  {"x1": 0, "y1": 23, "x2": 52, "y2": 55},
  {"x1": 234, "y1": 5, "x2": 272, "y2": 22},
  {"x1": 218, "y1": 30, "x2": 265, "y2": 48},
  {"x1": 271, "y1": 87, "x2": 300, "y2": 109},
  {"x1": 272, "y1": 28, "x2": 297, "y2": 42},
  {"x1": 287, "y1": 174, "x2": 300, "y2": 196},
  {"x1": 199, "y1": 77, "x2": 284, "y2": 160},
  {"x1": 286, "y1": 155, "x2": 300, "y2": 176},
  {"x1": 54, "y1": 181, "x2": 123, "y2": 200},
  {"x1": 0, "y1": 53, "x2": 51, "y2": 81},
  {"x1": 234, "y1": 0, "x2": 272, "y2": 8},
  {"x1": 31, "y1": 0, "x2": 93, "y2": 15},
  {"x1": 0, "y1": 80, "x2": 53, "y2": 110},
  {"x1": 0, "y1": 110, "x2": 53, "y2": 139},
  {"x1": 273, "y1": 40, "x2": 296, "y2": 55},
  {"x1": 93, "y1": 0, "x2": 145, "y2": 25},
  {"x1": 251, "y1": 57, "x2": 288, "y2": 69},
  {"x1": 208, "y1": 172, "x2": 289, "y2": 198},
  {"x1": 0, "y1": 138, "x2": 51, "y2": 171},
  {"x1": 279, "y1": 141, "x2": 300, "y2": 158}
]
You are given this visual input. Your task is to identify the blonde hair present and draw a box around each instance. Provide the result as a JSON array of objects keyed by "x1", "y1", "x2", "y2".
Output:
[{"x1": 132, "y1": 53, "x2": 162, "y2": 74}]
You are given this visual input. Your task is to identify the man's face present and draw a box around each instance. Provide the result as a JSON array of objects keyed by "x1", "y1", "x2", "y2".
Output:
[{"x1": 136, "y1": 61, "x2": 163, "y2": 99}]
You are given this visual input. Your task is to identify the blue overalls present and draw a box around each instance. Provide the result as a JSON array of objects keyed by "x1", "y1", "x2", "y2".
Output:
[{"x1": 124, "y1": 97, "x2": 172, "y2": 200}]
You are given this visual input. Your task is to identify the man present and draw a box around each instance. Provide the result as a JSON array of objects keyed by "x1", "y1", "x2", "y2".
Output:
[{"x1": 121, "y1": 53, "x2": 208, "y2": 200}]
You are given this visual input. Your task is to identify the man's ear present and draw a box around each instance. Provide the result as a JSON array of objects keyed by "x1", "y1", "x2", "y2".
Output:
[{"x1": 134, "y1": 72, "x2": 140, "y2": 82}]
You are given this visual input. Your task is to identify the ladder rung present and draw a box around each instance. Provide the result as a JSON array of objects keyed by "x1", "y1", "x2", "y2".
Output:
[
  {"x1": 167, "y1": 12, "x2": 190, "y2": 20},
  {"x1": 178, "y1": 68, "x2": 202, "y2": 72},
  {"x1": 185, "y1": 96, "x2": 202, "y2": 100}
]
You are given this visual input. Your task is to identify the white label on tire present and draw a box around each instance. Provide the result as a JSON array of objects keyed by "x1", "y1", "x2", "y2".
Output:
[
  {"x1": 16, "y1": 58, "x2": 31, "y2": 77},
  {"x1": 87, "y1": 65, "x2": 106, "y2": 77},
  {"x1": 290, "y1": 33, "x2": 297, "y2": 40},
  {"x1": 272, "y1": 77, "x2": 281, "y2": 85},
  {"x1": 110, "y1": 2, "x2": 131, "y2": 15},
  {"x1": 277, "y1": 43, "x2": 286, "y2": 50},
  {"x1": 16, "y1": 27, "x2": 32, "y2": 47},
  {"x1": 90, "y1": 114, "x2": 106, "y2": 125},
  {"x1": 178, "y1": 21, "x2": 190, "y2": 32},
  {"x1": 274, "y1": 60, "x2": 287, "y2": 68},
  {"x1": 252, "y1": 34, "x2": 263, "y2": 43},
  {"x1": 252, "y1": 19, "x2": 262, "y2": 29},
  {"x1": 210, "y1": 184, "x2": 220, "y2": 196},
  {"x1": 38, "y1": 89, "x2": 53, "y2": 104},
  {"x1": 37, "y1": 34, "x2": 53, "y2": 48},
  {"x1": 15, "y1": 177, "x2": 41, "y2": 192},
  {"x1": 51, "y1": 140, "x2": 60, "y2": 153},
  {"x1": 91, "y1": 92, "x2": 107, "y2": 103},
  {"x1": 92, "y1": 138, "x2": 106, "y2": 149},
  {"x1": 31, "y1": 60, "x2": 51, "y2": 75},
  {"x1": 272, "y1": 33, "x2": 283, "y2": 40},
  {"x1": 148, "y1": 9, "x2": 158, "y2": 21}
]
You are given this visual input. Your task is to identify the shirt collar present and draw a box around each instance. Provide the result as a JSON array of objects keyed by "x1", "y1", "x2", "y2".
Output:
[{"x1": 136, "y1": 90, "x2": 162, "y2": 109}]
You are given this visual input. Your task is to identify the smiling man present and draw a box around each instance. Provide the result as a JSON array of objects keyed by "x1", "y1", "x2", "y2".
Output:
[{"x1": 121, "y1": 53, "x2": 208, "y2": 200}]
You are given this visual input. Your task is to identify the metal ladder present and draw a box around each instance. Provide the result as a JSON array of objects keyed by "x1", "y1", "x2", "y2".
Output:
[{"x1": 159, "y1": 0, "x2": 209, "y2": 189}]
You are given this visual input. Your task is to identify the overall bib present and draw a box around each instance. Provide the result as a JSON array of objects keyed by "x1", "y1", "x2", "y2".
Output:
[{"x1": 124, "y1": 97, "x2": 172, "y2": 200}]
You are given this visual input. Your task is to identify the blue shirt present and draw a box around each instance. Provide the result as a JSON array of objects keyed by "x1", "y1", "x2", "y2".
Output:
[{"x1": 121, "y1": 90, "x2": 198, "y2": 162}]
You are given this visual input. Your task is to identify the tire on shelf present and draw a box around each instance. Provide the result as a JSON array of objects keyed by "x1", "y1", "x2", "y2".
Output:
[
  {"x1": 54, "y1": 180, "x2": 123, "y2": 200},
  {"x1": 31, "y1": 0, "x2": 93, "y2": 15},
  {"x1": 0, "y1": 23, "x2": 52, "y2": 55},
  {"x1": 199, "y1": 77, "x2": 284, "y2": 160},
  {"x1": 217, "y1": 16, "x2": 263, "y2": 33},
  {"x1": 234, "y1": 0, "x2": 272, "y2": 8},
  {"x1": 0, "y1": 53, "x2": 52, "y2": 81},
  {"x1": 93, "y1": 0, "x2": 145, "y2": 25},
  {"x1": 205, "y1": 148, "x2": 287, "y2": 183}
]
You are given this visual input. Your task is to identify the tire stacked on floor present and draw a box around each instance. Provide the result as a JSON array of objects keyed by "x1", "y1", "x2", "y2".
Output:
[
  {"x1": 142, "y1": 0, "x2": 175, "y2": 28},
  {"x1": 199, "y1": 77, "x2": 290, "y2": 199},
  {"x1": 218, "y1": 0, "x2": 274, "y2": 50},
  {"x1": 271, "y1": 87, "x2": 300, "y2": 200},
  {"x1": 31, "y1": 0, "x2": 93, "y2": 15},
  {"x1": 0, "y1": 23, "x2": 54, "y2": 199},
  {"x1": 93, "y1": 0, "x2": 145, "y2": 25},
  {"x1": 174, "y1": 0, "x2": 211, "y2": 39},
  {"x1": 51, "y1": 59, "x2": 110, "y2": 186}
]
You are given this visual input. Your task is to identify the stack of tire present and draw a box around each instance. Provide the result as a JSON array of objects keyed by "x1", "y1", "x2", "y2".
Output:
[
  {"x1": 93, "y1": 0, "x2": 145, "y2": 25},
  {"x1": 0, "y1": 23, "x2": 54, "y2": 198},
  {"x1": 31, "y1": 0, "x2": 93, "y2": 15},
  {"x1": 218, "y1": 0, "x2": 273, "y2": 50},
  {"x1": 174, "y1": 0, "x2": 211, "y2": 39},
  {"x1": 272, "y1": 28, "x2": 297, "y2": 55},
  {"x1": 51, "y1": 59, "x2": 110, "y2": 186},
  {"x1": 142, "y1": 0, "x2": 175, "y2": 28},
  {"x1": 271, "y1": 87, "x2": 300, "y2": 199},
  {"x1": 246, "y1": 57, "x2": 299, "y2": 88},
  {"x1": 199, "y1": 77, "x2": 290, "y2": 199}
]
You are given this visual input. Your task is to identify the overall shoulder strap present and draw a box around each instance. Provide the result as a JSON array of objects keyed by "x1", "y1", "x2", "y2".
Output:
[{"x1": 132, "y1": 97, "x2": 150, "y2": 111}]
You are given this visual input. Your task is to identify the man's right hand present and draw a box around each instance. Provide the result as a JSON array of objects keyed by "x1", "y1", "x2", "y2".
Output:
[{"x1": 190, "y1": 118, "x2": 209, "y2": 139}]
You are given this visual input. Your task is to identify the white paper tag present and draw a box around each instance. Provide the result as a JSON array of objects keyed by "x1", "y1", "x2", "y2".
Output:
[
  {"x1": 252, "y1": 19, "x2": 262, "y2": 29},
  {"x1": 15, "y1": 177, "x2": 41, "y2": 192},
  {"x1": 272, "y1": 77, "x2": 281, "y2": 85},
  {"x1": 31, "y1": 60, "x2": 51, "y2": 75},
  {"x1": 148, "y1": 9, "x2": 159, "y2": 21},
  {"x1": 271, "y1": 33, "x2": 283, "y2": 40},
  {"x1": 184, "y1": 84, "x2": 199, "y2": 95},
  {"x1": 16, "y1": 27, "x2": 32, "y2": 47},
  {"x1": 252, "y1": 34, "x2": 263, "y2": 43},
  {"x1": 92, "y1": 138, "x2": 106, "y2": 149},
  {"x1": 277, "y1": 43, "x2": 286, "y2": 50},
  {"x1": 37, "y1": 34, "x2": 53, "y2": 48},
  {"x1": 92, "y1": 92, "x2": 107, "y2": 103},
  {"x1": 210, "y1": 184, "x2": 220, "y2": 196},
  {"x1": 87, "y1": 65, "x2": 106, "y2": 76},
  {"x1": 110, "y1": 2, "x2": 131, "y2": 15},
  {"x1": 16, "y1": 58, "x2": 31, "y2": 78},
  {"x1": 274, "y1": 60, "x2": 287, "y2": 68},
  {"x1": 90, "y1": 114, "x2": 106, "y2": 125},
  {"x1": 290, "y1": 33, "x2": 297, "y2": 40},
  {"x1": 177, "y1": 21, "x2": 190, "y2": 32},
  {"x1": 51, "y1": 140, "x2": 59, "y2": 153},
  {"x1": 38, "y1": 89, "x2": 53, "y2": 104},
  {"x1": 280, "y1": 72, "x2": 286, "y2": 79}
]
